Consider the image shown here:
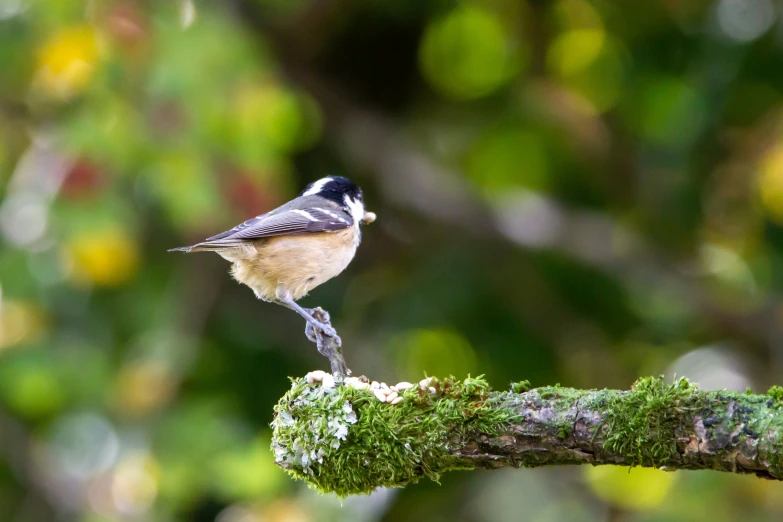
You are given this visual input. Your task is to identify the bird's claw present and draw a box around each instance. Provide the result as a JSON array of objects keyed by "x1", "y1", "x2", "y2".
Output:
[
  {"x1": 312, "y1": 320, "x2": 335, "y2": 337},
  {"x1": 305, "y1": 322, "x2": 319, "y2": 343},
  {"x1": 327, "y1": 331, "x2": 342, "y2": 347},
  {"x1": 310, "y1": 306, "x2": 330, "y2": 324},
  {"x1": 305, "y1": 323, "x2": 341, "y2": 347},
  {"x1": 304, "y1": 308, "x2": 341, "y2": 347}
]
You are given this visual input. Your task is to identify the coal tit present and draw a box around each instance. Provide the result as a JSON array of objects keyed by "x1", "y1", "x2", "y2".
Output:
[{"x1": 170, "y1": 176, "x2": 376, "y2": 342}]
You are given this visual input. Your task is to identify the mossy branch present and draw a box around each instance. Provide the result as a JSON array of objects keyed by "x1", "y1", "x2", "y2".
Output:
[{"x1": 271, "y1": 376, "x2": 783, "y2": 496}]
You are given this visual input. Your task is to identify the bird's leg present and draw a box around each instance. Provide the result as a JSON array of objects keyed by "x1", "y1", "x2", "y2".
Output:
[
  {"x1": 274, "y1": 295, "x2": 348, "y2": 376},
  {"x1": 276, "y1": 296, "x2": 341, "y2": 346}
]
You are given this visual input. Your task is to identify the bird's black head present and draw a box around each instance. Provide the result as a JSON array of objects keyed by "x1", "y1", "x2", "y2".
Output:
[{"x1": 301, "y1": 175, "x2": 363, "y2": 205}]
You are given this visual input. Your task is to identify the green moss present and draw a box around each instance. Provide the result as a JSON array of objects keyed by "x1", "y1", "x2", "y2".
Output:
[
  {"x1": 511, "y1": 380, "x2": 531, "y2": 394},
  {"x1": 539, "y1": 384, "x2": 563, "y2": 399},
  {"x1": 270, "y1": 375, "x2": 514, "y2": 496},
  {"x1": 558, "y1": 423, "x2": 573, "y2": 440},
  {"x1": 602, "y1": 376, "x2": 697, "y2": 466},
  {"x1": 767, "y1": 385, "x2": 783, "y2": 403}
]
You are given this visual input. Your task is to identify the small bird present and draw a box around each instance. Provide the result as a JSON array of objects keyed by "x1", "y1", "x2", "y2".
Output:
[{"x1": 169, "y1": 176, "x2": 375, "y2": 343}]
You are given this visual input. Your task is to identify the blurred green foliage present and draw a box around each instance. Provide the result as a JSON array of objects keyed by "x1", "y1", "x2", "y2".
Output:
[{"x1": 1, "y1": 0, "x2": 783, "y2": 520}]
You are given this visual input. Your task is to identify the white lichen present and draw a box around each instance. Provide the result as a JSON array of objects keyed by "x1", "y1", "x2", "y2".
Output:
[
  {"x1": 273, "y1": 372, "x2": 446, "y2": 475},
  {"x1": 272, "y1": 380, "x2": 362, "y2": 474}
]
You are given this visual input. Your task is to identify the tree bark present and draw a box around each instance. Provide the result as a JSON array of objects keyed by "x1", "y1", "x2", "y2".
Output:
[
  {"x1": 270, "y1": 376, "x2": 783, "y2": 496},
  {"x1": 454, "y1": 383, "x2": 781, "y2": 477}
]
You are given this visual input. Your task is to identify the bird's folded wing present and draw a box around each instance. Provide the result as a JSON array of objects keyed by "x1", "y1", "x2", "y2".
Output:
[{"x1": 205, "y1": 207, "x2": 353, "y2": 243}]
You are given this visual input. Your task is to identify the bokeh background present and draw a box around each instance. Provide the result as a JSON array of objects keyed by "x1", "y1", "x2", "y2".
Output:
[{"x1": 2, "y1": 0, "x2": 783, "y2": 520}]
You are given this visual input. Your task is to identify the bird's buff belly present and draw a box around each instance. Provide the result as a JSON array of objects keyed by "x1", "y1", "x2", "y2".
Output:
[{"x1": 227, "y1": 229, "x2": 359, "y2": 302}]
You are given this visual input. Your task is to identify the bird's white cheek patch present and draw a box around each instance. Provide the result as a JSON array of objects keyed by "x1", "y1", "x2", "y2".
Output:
[{"x1": 344, "y1": 196, "x2": 365, "y2": 224}]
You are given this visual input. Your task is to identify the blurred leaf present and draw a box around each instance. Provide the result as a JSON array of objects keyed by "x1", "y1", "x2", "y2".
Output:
[
  {"x1": 112, "y1": 360, "x2": 177, "y2": 417},
  {"x1": 759, "y1": 145, "x2": 783, "y2": 225},
  {"x1": 0, "y1": 349, "x2": 65, "y2": 418},
  {"x1": 61, "y1": 95, "x2": 148, "y2": 171},
  {"x1": 210, "y1": 434, "x2": 287, "y2": 500},
  {"x1": 63, "y1": 226, "x2": 140, "y2": 287},
  {"x1": 154, "y1": 400, "x2": 247, "y2": 504},
  {"x1": 551, "y1": 0, "x2": 604, "y2": 31},
  {"x1": 419, "y1": 5, "x2": 524, "y2": 100},
  {"x1": 35, "y1": 25, "x2": 101, "y2": 98},
  {"x1": 584, "y1": 465, "x2": 676, "y2": 510},
  {"x1": 139, "y1": 151, "x2": 223, "y2": 232},
  {"x1": 0, "y1": 300, "x2": 46, "y2": 350},
  {"x1": 628, "y1": 76, "x2": 706, "y2": 147},
  {"x1": 547, "y1": 31, "x2": 628, "y2": 113},
  {"x1": 465, "y1": 125, "x2": 550, "y2": 193},
  {"x1": 391, "y1": 328, "x2": 478, "y2": 379},
  {"x1": 111, "y1": 452, "x2": 161, "y2": 514}
]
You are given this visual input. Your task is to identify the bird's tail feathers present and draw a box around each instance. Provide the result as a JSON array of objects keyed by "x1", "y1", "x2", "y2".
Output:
[
  {"x1": 168, "y1": 240, "x2": 245, "y2": 253},
  {"x1": 169, "y1": 242, "x2": 227, "y2": 254},
  {"x1": 168, "y1": 244, "x2": 198, "y2": 253}
]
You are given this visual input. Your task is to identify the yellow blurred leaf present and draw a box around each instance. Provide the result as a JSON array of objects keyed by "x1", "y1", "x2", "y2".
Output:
[
  {"x1": 552, "y1": 0, "x2": 604, "y2": 31},
  {"x1": 112, "y1": 452, "x2": 161, "y2": 514},
  {"x1": 112, "y1": 361, "x2": 176, "y2": 417},
  {"x1": 36, "y1": 26, "x2": 102, "y2": 97},
  {"x1": 547, "y1": 30, "x2": 626, "y2": 114},
  {"x1": 700, "y1": 243, "x2": 756, "y2": 294},
  {"x1": 0, "y1": 300, "x2": 46, "y2": 351},
  {"x1": 548, "y1": 29, "x2": 605, "y2": 77},
  {"x1": 64, "y1": 227, "x2": 140, "y2": 287},
  {"x1": 584, "y1": 465, "x2": 676, "y2": 510},
  {"x1": 262, "y1": 499, "x2": 311, "y2": 522},
  {"x1": 758, "y1": 145, "x2": 783, "y2": 225}
]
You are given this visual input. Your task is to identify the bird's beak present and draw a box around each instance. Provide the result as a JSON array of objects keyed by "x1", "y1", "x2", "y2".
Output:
[{"x1": 362, "y1": 212, "x2": 377, "y2": 224}]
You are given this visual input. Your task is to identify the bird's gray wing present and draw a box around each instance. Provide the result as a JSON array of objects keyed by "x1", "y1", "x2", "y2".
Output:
[{"x1": 205, "y1": 206, "x2": 353, "y2": 244}]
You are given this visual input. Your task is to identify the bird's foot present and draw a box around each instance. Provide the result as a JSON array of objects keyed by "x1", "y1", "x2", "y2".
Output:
[
  {"x1": 314, "y1": 322, "x2": 340, "y2": 342},
  {"x1": 303, "y1": 307, "x2": 349, "y2": 377},
  {"x1": 305, "y1": 322, "x2": 343, "y2": 353},
  {"x1": 304, "y1": 308, "x2": 341, "y2": 347}
]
